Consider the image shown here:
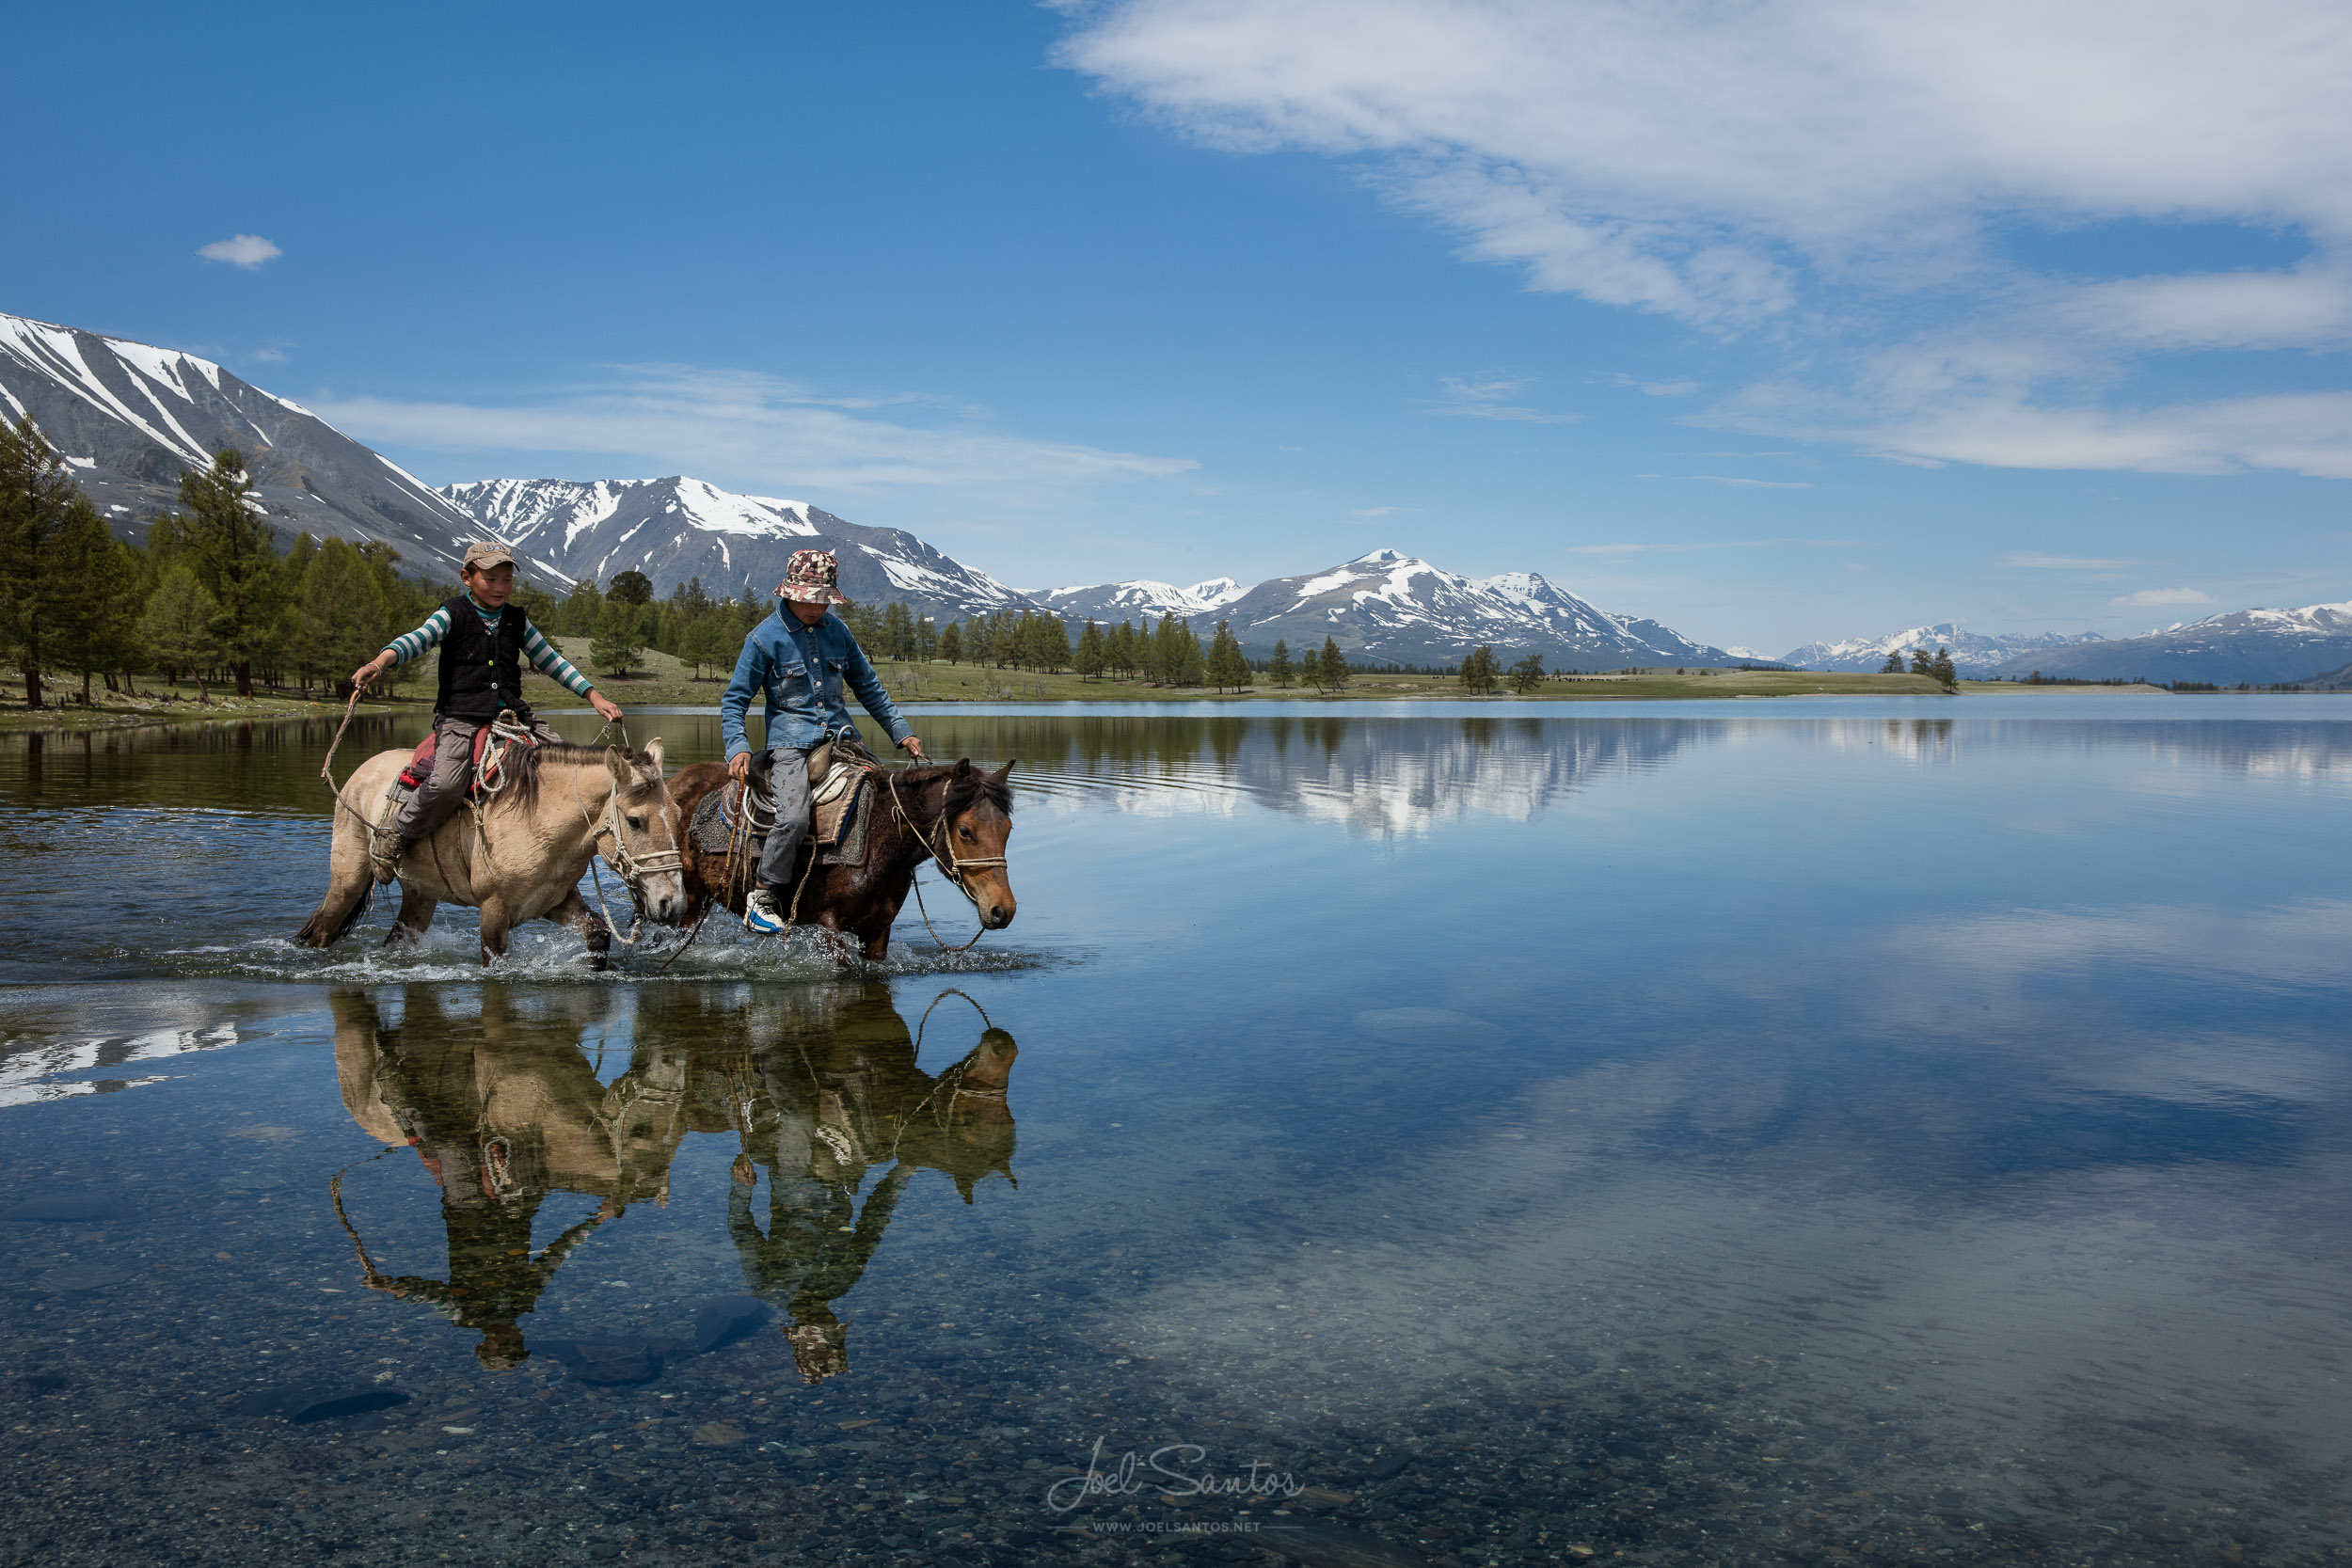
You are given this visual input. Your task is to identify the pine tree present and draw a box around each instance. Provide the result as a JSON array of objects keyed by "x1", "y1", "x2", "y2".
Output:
[
  {"x1": 1073, "y1": 618, "x2": 1106, "y2": 679},
  {"x1": 1038, "y1": 614, "x2": 1073, "y2": 673},
  {"x1": 1507, "y1": 651, "x2": 1546, "y2": 694},
  {"x1": 48, "y1": 495, "x2": 139, "y2": 705},
  {"x1": 141, "y1": 565, "x2": 221, "y2": 698},
  {"x1": 881, "y1": 600, "x2": 914, "y2": 660},
  {"x1": 680, "y1": 614, "x2": 735, "y2": 679},
  {"x1": 1106, "y1": 619, "x2": 1136, "y2": 679},
  {"x1": 1319, "y1": 636, "x2": 1348, "y2": 692},
  {"x1": 1930, "y1": 646, "x2": 1957, "y2": 687},
  {"x1": 915, "y1": 615, "x2": 938, "y2": 661},
  {"x1": 1878, "y1": 650, "x2": 1904, "y2": 674},
  {"x1": 1908, "y1": 647, "x2": 1932, "y2": 676},
  {"x1": 939, "y1": 620, "x2": 964, "y2": 665},
  {"x1": 606, "y1": 569, "x2": 654, "y2": 607},
  {"x1": 168, "y1": 449, "x2": 281, "y2": 698},
  {"x1": 555, "y1": 578, "x2": 604, "y2": 636},
  {"x1": 1268, "y1": 638, "x2": 1294, "y2": 689},
  {"x1": 1206, "y1": 620, "x2": 1248, "y2": 691},
  {"x1": 0, "y1": 415, "x2": 82, "y2": 707},
  {"x1": 591, "y1": 596, "x2": 646, "y2": 675}
]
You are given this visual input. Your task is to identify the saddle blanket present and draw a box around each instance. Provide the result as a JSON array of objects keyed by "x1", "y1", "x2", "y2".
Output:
[{"x1": 688, "y1": 768, "x2": 872, "y2": 866}]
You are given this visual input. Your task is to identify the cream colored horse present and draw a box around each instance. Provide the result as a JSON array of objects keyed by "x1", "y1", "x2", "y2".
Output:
[{"x1": 298, "y1": 740, "x2": 688, "y2": 966}]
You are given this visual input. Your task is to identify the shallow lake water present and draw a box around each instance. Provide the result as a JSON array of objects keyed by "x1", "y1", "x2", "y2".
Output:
[{"x1": 3, "y1": 696, "x2": 2350, "y2": 1568}]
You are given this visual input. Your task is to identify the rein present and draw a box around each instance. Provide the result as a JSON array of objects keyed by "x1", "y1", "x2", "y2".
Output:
[
  {"x1": 571, "y1": 761, "x2": 686, "y2": 948},
  {"x1": 883, "y1": 768, "x2": 1007, "y2": 953}
]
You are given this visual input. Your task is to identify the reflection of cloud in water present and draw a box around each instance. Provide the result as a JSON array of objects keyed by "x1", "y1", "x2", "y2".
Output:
[{"x1": 0, "y1": 1022, "x2": 237, "y2": 1107}]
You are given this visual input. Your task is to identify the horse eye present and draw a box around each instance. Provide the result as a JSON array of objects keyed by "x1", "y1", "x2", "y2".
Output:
[
  {"x1": 627, "y1": 815, "x2": 645, "y2": 830},
  {"x1": 958, "y1": 826, "x2": 974, "y2": 840}
]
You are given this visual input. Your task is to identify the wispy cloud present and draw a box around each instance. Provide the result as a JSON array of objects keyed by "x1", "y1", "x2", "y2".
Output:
[
  {"x1": 1565, "y1": 537, "x2": 1862, "y2": 556},
  {"x1": 2109, "y1": 587, "x2": 2214, "y2": 607},
  {"x1": 1351, "y1": 504, "x2": 1419, "y2": 517},
  {"x1": 1058, "y1": 0, "x2": 2352, "y2": 480},
  {"x1": 311, "y1": 364, "x2": 1197, "y2": 496},
  {"x1": 2003, "y1": 552, "x2": 2146, "y2": 569},
  {"x1": 197, "y1": 234, "x2": 281, "y2": 269},
  {"x1": 1693, "y1": 476, "x2": 1813, "y2": 489},
  {"x1": 1430, "y1": 373, "x2": 1581, "y2": 424},
  {"x1": 1604, "y1": 373, "x2": 1701, "y2": 397}
]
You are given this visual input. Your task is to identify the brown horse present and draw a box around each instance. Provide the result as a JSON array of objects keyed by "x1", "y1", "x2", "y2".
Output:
[{"x1": 669, "y1": 756, "x2": 1017, "y2": 960}]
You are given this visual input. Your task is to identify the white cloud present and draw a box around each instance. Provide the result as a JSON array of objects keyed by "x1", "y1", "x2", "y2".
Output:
[
  {"x1": 2110, "y1": 587, "x2": 2215, "y2": 607},
  {"x1": 1430, "y1": 372, "x2": 1580, "y2": 423},
  {"x1": 2005, "y1": 553, "x2": 2147, "y2": 569},
  {"x1": 1694, "y1": 476, "x2": 1814, "y2": 489},
  {"x1": 1564, "y1": 537, "x2": 1860, "y2": 556},
  {"x1": 1058, "y1": 0, "x2": 2352, "y2": 478},
  {"x1": 1351, "y1": 504, "x2": 1417, "y2": 517},
  {"x1": 310, "y1": 364, "x2": 1197, "y2": 496},
  {"x1": 197, "y1": 234, "x2": 281, "y2": 269}
]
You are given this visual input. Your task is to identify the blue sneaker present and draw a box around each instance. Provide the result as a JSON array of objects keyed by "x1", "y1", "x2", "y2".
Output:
[{"x1": 743, "y1": 888, "x2": 786, "y2": 934}]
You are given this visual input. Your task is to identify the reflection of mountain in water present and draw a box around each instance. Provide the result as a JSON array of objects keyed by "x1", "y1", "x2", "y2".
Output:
[
  {"x1": 329, "y1": 983, "x2": 1015, "y2": 1383},
  {"x1": 995, "y1": 715, "x2": 1721, "y2": 834}
]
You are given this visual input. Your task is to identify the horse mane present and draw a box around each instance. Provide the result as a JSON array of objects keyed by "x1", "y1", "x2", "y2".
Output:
[
  {"x1": 900, "y1": 761, "x2": 1014, "y2": 818},
  {"x1": 501, "y1": 740, "x2": 665, "y2": 811}
]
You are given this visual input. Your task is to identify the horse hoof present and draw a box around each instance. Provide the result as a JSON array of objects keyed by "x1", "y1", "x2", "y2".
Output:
[{"x1": 588, "y1": 955, "x2": 610, "y2": 973}]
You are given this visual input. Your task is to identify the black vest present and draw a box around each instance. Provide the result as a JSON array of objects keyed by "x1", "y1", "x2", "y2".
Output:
[{"x1": 435, "y1": 595, "x2": 534, "y2": 722}]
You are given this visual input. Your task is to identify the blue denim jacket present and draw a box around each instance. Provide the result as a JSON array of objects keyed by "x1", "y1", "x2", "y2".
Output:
[{"x1": 721, "y1": 606, "x2": 913, "y2": 762}]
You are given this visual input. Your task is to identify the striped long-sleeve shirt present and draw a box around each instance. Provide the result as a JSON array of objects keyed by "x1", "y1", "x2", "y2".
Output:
[{"x1": 381, "y1": 601, "x2": 597, "y2": 700}]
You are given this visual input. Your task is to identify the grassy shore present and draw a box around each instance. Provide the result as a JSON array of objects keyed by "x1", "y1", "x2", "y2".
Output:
[{"x1": 0, "y1": 647, "x2": 2227, "y2": 734}]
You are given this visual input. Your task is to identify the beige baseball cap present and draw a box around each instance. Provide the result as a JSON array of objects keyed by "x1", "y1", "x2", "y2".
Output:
[{"x1": 462, "y1": 541, "x2": 517, "y2": 573}]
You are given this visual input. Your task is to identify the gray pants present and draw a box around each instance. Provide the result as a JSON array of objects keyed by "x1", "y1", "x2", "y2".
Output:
[
  {"x1": 393, "y1": 716, "x2": 562, "y2": 841},
  {"x1": 755, "y1": 744, "x2": 817, "y2": 891}
]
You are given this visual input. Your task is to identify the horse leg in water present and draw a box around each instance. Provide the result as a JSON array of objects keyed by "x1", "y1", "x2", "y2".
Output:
[
  {"x1": 384, "y1": 886, "x2": 438, "y2": 947},
  {"x1": 476, "y1": 895, "x2": 514, "y2": 966},
  {"x1": 294, "y1": 816, "x2": 376, "y2": 949},
  {"x1": 545, "y1": 889, "x2": 613, "y2": 973}
]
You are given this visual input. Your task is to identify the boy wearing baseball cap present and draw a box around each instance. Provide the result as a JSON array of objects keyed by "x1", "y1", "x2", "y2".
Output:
[
  {"x1": 352, "y1": 542, "x2": 627, "y2": 880},
  {"x1": 721, "y1": 548, "x2": 926, "y2": 933}
]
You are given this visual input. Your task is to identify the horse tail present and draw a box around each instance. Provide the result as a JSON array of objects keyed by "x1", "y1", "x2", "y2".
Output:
[{"x1": 296, "y1": 884, "x2": 372, "y2": 949}]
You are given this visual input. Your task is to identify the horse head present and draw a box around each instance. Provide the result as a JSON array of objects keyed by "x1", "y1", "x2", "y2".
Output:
[
  {"x1": 943, "y1": 759, "x2": 1018, "y2": 930},
  {"x1": 605, "y1": 738, "x2": 690, "y2": 927}
]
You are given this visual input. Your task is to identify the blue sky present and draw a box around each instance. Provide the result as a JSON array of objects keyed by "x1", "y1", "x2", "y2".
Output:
[{"x1": 8, "y1": 0, "x2": 2349, "y2": 656}]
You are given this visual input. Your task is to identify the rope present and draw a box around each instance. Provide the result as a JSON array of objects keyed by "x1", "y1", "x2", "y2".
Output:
[
  {"x1": 883, "y1": 768, "x2": 1006, "y2": 953},
  {"x1": 317, "y1": 687, "x2": 383, "y2": 830},
  {"x1": 913, "y1": 988, "x2": 993, "y2": 1062}
]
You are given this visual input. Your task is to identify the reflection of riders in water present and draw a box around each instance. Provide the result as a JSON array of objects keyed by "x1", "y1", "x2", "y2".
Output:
[
  {"x1": 717, "y1": 987, "x2": 1018, "y2": 1384},
  {"x1": 330, "y1": 989, "x2": 694, "y2": 1369},
  {"x1": 329, "y1": 983, "x2": 1016, "y2": 1379}
]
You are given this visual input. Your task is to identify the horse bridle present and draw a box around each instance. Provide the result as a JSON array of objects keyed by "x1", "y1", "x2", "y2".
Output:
[
  {"x1": 576, "y1": 769, "x2": 687, "y2": 943},
  {"x1": 883, "y1": 769, "x2": 1008, "y2": 908}
]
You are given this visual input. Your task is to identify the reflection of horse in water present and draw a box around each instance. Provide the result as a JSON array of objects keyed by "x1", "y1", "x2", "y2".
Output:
[
  {"x1": 709, "y1": 986, "x2": 1016, "y2": 1382},
  {"x1": 328, "y1": 982, "x2": 1017, "y2": 1378}
]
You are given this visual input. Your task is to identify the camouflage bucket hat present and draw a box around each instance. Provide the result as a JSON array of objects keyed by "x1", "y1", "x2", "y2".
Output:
[{"x1": 779, "y1": 548, "x2": 850, "y2": 606}]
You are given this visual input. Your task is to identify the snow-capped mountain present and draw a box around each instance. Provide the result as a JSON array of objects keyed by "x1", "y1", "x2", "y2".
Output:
[
  {"x1": 1986, "y1": 602, "x2": 2352, "y2": 686},
  {"x1": 1784, "y1": 623, "x2": 2105, "y2": 675},
  {"x1": 0, "y1": 311, "x2": 481, "y2": 572},
  {"x1": 1212, "y1": 549, "x2": 1727, "y2": 668},
  {"x1": 439, "y1": 476, "x2": 1031, "y2": 622},
  {"x1": 1039, "y1": 576, "x2": 1248, "y2": 623}
]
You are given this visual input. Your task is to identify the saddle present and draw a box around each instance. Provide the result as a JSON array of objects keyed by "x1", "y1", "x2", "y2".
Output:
[
  {"x1": 689, "y1": 738, "x2": 877, "y2": 866},
  {"x1": 388, "y1": 713, "x2": 536, "y2": 808}
]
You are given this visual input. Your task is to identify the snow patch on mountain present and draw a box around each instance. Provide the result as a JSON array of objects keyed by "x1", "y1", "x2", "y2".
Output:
[
  {"x1": 1783, "y1": 623, "x2": 2104, "y2": 675},
  {"x1": 1040, "y1": 576, "x2": 1249, "y2": 622}
]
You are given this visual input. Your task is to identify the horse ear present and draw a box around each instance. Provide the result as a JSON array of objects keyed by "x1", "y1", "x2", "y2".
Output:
[
  {"x1": 605, "y1": 746, "x2": 631, "y2": 786},
  {"x1": 952, "y1": 757, "x2": 977, "y2": 778},
  {"x1": 992, "y1": 759, "x2": 1016, "y2": 782},
  {"x1": 644, "y1": 737, "x2": 665, "y2": 775}
]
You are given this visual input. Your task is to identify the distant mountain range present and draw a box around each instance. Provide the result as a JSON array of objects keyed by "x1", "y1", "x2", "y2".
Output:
[
  {"x1": 1982, "y1": 603, "x2": 2352, "y2": 686},
  {"x1": 1783, "y1": 623, "x2": 2106, "y2": 676},
  {"x1": 439, "y1": 477, "x2": 1031, "y2": 624},
  {"x1": 24, "y1": 308, "x2": 2352, "y2": 685},
  {"x1": 0, "y1": 310, "x2": 483, "y2": 576}
]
